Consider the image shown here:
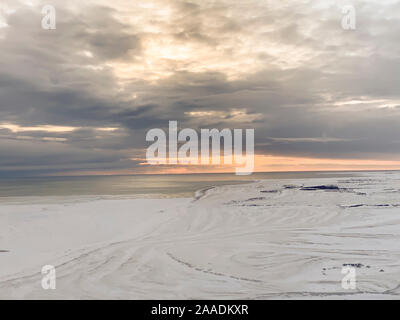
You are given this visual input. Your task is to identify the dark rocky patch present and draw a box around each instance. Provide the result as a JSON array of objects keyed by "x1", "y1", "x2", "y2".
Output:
[
  {"x1": 341, "y1": 204, "x2": 400, "y2": 209},
  {"x1": 301, "y1": 185, "x2": 341, "y2": 191},
  {"x1": 0, "y1": 250, "x2": 9, "y2": 253},
  {"x1": 323, "y1": 264, "x2": 373, "y2": 274},
  {"x1": 260, "y1": 190, "x2": 279, "y2": 193},
  {"x1": 283, "y1": 185, "x2": 298, "y2": 189},
  {"x1": 245, "y1": 197, "x2": 266, "y2": 202},
  {"x1": 343, "y1": 263, "x2": 363, "y2": 268}
]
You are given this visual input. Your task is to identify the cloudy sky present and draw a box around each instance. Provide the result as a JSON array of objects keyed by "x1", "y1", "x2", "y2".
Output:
[{"x1": 1, "y1": 0, "x2": 400, "y2": 176}]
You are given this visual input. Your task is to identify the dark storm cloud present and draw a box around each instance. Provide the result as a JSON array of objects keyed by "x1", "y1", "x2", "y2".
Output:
[{"x1": 0, "y1": 0, "x2": 400, "y2": 175}]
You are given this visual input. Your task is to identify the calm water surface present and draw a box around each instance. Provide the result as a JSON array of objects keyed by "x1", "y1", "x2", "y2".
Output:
[{"x1": 0, "y1": 171, "x2": 360, "y2": 198}]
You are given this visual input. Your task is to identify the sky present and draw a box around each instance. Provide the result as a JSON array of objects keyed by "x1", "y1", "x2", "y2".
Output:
[{"x1": 1, "y1": 0, "x2": 400, "y2": 176}]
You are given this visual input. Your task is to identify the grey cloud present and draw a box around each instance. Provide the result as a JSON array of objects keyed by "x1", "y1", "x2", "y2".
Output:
[{"x1": 0, "y1": 0, "x2": 400, "y2": 175}]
